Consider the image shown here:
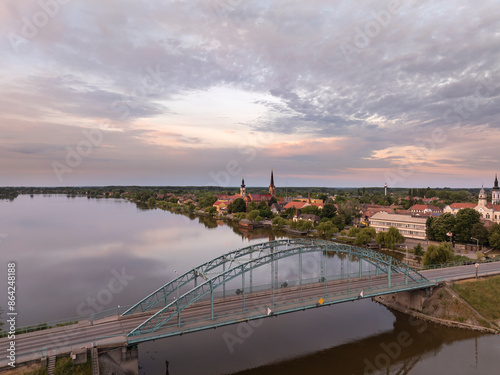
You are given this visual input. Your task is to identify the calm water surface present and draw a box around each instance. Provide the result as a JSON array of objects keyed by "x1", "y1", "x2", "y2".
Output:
[{"x1": 1, "y1": 195, "x2": 499, "y2": 374}]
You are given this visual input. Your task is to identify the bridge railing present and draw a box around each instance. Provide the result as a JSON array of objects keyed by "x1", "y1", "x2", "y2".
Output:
[
  {"x1": 423, "y1": 256, "x2": 500, "y2": 270},
  {"x1": 5, "y1": 304, "x2": 135, "y2": 338},
  {"x1": 129, "y1": 274, "x2": 433, "y2": 336}
]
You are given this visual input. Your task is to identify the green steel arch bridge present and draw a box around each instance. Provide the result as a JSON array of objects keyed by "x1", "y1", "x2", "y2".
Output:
[
  {"x1": 123, "y1": 239, "x2": 435, "y2": 344},
  {"x1": 2, "y1": 239, "x2": 445, "y2": 368}
]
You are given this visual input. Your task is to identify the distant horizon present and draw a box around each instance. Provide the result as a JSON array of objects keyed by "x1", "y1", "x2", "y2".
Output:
[{"x1": 3, "y1": 184, "x2": 493, "y2": 191}]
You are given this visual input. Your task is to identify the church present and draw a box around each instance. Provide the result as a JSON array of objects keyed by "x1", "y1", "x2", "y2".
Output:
[
  {"x1": 239, "y1": 169, "x2": 278, "y2": 204},
  {"x1": 443, "y1": 175, "x2": 500, "y2": 224},
  {"x1": 213, "y1": 170, "x2": 280, "y2": 213}
]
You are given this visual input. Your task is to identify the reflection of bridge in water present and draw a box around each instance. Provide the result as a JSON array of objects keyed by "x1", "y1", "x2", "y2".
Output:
[
  {"x1": 3, "y1": 239, "x2": 500, "y2": 370},
  {"x1": 231, "y1": 309, "x2": 483, "y2": 375}
]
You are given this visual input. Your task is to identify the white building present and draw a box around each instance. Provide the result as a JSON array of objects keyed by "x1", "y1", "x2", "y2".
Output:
[
  {"x1": 443, "y1": 176, "x2": 500, "y2": 224},
  {"x1": 370, "y1": 212, "x2": 427, "y2": 240}
]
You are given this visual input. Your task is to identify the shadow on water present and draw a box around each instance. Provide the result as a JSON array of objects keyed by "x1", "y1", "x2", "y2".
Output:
[{"x1": 230, "y1": 310, "x2": 484, "y2": 375}]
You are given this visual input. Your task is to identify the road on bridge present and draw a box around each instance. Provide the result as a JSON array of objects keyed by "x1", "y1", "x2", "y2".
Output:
[{"x1": 1, "y1": 261, "x2": 500, "y2": 368}]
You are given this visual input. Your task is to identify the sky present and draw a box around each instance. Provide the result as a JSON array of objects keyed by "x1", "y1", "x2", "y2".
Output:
[{"x1": 1, "y1": 0, "x2": 499, "y2": 188}]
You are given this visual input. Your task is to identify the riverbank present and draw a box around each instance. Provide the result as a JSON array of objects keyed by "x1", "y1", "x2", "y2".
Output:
[{"x1": 374, "y1": 277, "x2": 500, "y2": 334}]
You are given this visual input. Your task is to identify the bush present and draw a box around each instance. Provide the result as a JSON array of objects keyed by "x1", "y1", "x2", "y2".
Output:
[
  {"x1": 413, "y1": 243, "x2": 424, "y2": 256},
  {"x1": 347, "y1": 227, "x2": 361, "y2": 237}
]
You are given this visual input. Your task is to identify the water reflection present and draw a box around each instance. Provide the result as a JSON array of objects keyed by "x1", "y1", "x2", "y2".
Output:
[{"x1": 232, "y1": 310, "x2": 484, "y2": 375}]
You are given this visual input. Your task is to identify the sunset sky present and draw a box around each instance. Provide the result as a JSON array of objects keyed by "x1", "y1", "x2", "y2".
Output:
[{"x1": 1, "y1": 0, "x2": 499, "y2": 188}]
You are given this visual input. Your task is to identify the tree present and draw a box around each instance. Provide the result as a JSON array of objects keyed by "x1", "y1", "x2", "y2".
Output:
[
  {"x1": 470, "y1": 223, "x2": 489, "y2": 246},
  {"x1": 347, "y1": 227, "x2": 361, "y2": 237},
  {"x1": 453, "y1": 208, "x2": 481, "y2": 243},
  {"x1": 248, "y1": 201, "x2": 258, "y2": 211},
  {"x1": 294, "y1": 219, "x2": 313, "y2": 231},
  {"x1": 204, "y1": 206, "x2": 217, "y2": 217},
  {"x1": 316, "y1": 221, "x2": 338, "y2": 237},
  {"x1": 272, "y1": 216, "x2": 287, "y2": 227},
  {"x1": 355, "y1": 227, "x2": 376, "y2": 245},
  {"x1": 337, "y1": 200, "x2": 361, "y2": 226},
  {"x1": 268, "y1": 196, "x2": 278, "y2": 206},
  {"x1": 428, "y1": 213, "x2": 456, "y2": 242},
  {"x1": 423, "y1": 242, "x2": 454, "y2": 267},
  {"x1": 198, "y1": 193, "x2": 217, "y2": 208},
  {"x1": 375, "y1": 227, "x2": 405, "y2": 249},
  {"x1": 320, "y1": 203, "x2": 337, "y2": 219},
  {"x1": 228, "y1": 198, "x2": 247, "y2": 213},
  {"x1": 413, "y1": 243, "x2": 424, "y2": 256},
  {"x1": 489, "y1": 223, "x2": 500, "y2": 249},
  {"x1": 248, "y1": 210, "x2": 262, "y2": 222},
  {"x1": 318, "y1": 193, "x2": 328, "y2": 203},
  {"x1": 301, "y1": 205, "x2": 320, "y2": 216}
]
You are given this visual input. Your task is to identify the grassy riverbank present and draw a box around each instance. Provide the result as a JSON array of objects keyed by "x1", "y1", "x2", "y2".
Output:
[{"x1": 452, "y1": 276, "x2": 500, "y2": 328}]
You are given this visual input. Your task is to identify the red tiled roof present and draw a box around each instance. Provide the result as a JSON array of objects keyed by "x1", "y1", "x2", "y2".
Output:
[
  {"x1": 450, "y1": 203, "x2": 476, "y2": 209},
  {"x1": 284, "y1": 201, "x2": 308, "y2": 210},
  {"x1": 248, "y1": 194, "x2": 272, "y2": 202}
]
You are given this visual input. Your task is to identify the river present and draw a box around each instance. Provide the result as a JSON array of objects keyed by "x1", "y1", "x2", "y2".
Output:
[{"x1": 0, "y1": 195, "x2": 499, "y2": 374}]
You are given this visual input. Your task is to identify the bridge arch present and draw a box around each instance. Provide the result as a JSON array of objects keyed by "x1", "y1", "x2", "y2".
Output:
[{"x1": 127, "y1": 239, "x2": 428, "y2": 338}]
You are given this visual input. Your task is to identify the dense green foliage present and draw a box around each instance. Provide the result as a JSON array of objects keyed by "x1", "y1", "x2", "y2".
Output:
[
  {"x1": 423, "y1": 242, "x2": 454, "y2": 266},
  {"x1": 375, "y1": 227, "x2": 405, "y2": 250}
]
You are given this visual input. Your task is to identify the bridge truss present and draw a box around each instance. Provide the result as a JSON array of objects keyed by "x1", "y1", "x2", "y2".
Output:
[{"x1": 125, "y1": 239, "x2": 433, "y2": 342}]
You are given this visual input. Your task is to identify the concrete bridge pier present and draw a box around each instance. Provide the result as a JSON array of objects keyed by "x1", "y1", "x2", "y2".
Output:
[{"x1": 98, "y1": 345, "x2": 139, "y2": 375}]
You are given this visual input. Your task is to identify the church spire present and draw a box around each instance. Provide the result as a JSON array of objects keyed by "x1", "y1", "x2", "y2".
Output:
[
  {"x1": 240, "y1": 177, "x2": 246, "y2": 197},
  {"x1": 269, "y1": 169, "x2": 276, "y2": 196},
  {"x1": 495, "y1": 174, "x2": 499, "y2": 189}
]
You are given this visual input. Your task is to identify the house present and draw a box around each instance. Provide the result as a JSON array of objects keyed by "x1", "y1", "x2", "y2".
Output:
[
  {"x1": 296, "y1": 213, "x2": 321, "y2": 224},
  {"x1": 270, "y1": 202, "x2": 286, "y2": 214},
  {"x1": 283, "y1": 201, "x2": 308, "y2": 210},
  {"x1": 213, "y1": 200, "x2": 228, "y2": 214}
]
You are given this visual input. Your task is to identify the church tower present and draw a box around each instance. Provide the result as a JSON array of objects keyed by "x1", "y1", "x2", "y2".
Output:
[
  {"x1": 269, "y1": 169, "x2": 276, "y2": 196},
  {"x1": 493, "y1": 174, "x2": 500, "y2": 204},
  {"x1": 478, "y1": 184, "x2": 488, "y2": 207},
  {"x1": 240, "y1": 177, "x2": 246, "y2": 197}
]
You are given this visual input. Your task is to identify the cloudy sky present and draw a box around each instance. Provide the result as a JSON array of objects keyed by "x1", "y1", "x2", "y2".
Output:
[{"x1": 1, "y1": 0, "x2": 499, "y2": 188}]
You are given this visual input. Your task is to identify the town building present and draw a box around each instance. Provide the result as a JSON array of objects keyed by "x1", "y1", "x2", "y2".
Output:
[
  {"x1": 369, "y1": 212, "x2": 427, "y2": 240},
  {"x1": 408, "y1": 204, "x2": 442, "y2": 217},
  {"x1": 443, "y1": 176, "x2": 500, "y2": 224}
]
